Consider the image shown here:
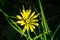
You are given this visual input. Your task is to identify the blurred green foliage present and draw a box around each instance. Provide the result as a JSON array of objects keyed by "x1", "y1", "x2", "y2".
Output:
[{"x1": 0, "y1": 0, "x2": 60, "y2": 40}]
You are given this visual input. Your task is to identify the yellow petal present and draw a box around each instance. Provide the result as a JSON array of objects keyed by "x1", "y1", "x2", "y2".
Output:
[
  {"x1": 28, "y1": 9, "x2": 31, "y2": 14},
  {"x1": 30, "y1": 26, "x2": 34, "y2": 32},
  {"x1": 24, "y1": 10, "x2": 31, "y2": 19},
  {"x1": 16, "y1": 20, "x2": 25, "y2": 26},
  {"x1": 20, "y1": 12, "x2": 25, "y2": 19},
  {"x1": 24, "y1": 10, "x2": 29, "y2": 19},
  {"x1": 26, "y1": 24, "x2": 29, "y2": 31},
  {"x1": 29, "y1": 11, "x2": 35, "y2": 19},
  {"x1": 22, "y1": 9, "x2": 25, "y2": 14},
  {"x1": 23, "y1": 25, "x2": 27, "y2": 34},
  {"x1": 21, "y1": 10, "x2": 31, "y2": 19},
  {"x1": 30, "y1": 24, "x2": 35, "y2": 29},
  {"x1": 26, "y1": 10, "x2": 31, "y2": 16},
  {"x1": 31, "y1": 14, "x2": 39, "y2": 19},
  {"x1": 31, "y1": 19, "x2": 38, "y2": 23},
  {"x1": 16, "y1": 15, "x2": 22, "y2": 19},
  {"x1": 31, "y1": 23, "x2": 39, "y2": 26}
]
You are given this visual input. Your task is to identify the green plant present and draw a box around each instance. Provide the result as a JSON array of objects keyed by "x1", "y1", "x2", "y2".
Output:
[{"x1": 0, "y1": 0, "x2": 60, "y2": 40}]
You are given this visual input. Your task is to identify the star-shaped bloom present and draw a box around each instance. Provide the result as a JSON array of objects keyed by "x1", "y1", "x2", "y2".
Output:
[{"x1": 16, "y1": 8, "x2": 39, "y2": 34}]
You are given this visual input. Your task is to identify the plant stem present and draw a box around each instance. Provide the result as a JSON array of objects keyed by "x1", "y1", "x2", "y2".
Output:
[
  {"x1": 42, "y1": 21, "x2": 47, "y2": 40},
  {"x1": 51, "y1": 25, "x2": 60, "y2": 40},
  {"x1": 0, "y1": 9, "x2": 27, "y2": 37},
  {"x1": 38, "y1": 0, "x2": 47, "y2": 40},
  {"x1": 27, "y1": 30, "x2": 32, "y2": 40}
]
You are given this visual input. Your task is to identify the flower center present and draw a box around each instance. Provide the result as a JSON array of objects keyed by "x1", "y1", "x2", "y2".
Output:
[{"x1": 25, "y1": 19, "x2": 30, "y2": 24}]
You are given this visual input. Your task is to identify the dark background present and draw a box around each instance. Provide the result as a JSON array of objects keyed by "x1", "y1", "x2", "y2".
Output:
[{"x1": 0, "y1": 0, "x2": 60, "y2": 40}]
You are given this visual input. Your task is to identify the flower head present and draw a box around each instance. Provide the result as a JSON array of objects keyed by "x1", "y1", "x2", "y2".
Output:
[{"x1": 16, "y1": 8, "x2": 39, "y2": 34}]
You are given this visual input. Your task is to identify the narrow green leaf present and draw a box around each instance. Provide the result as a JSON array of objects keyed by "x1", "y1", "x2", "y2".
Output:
[
  {"x1": 34, "y1": 32, "x2": 47, "y2": 40},
  {"x1": 0, "y1": 9, "x2": 27, "y2": 37},
  {"x1": 51, "y1": 25, "x2": 60, "y2": 40}
]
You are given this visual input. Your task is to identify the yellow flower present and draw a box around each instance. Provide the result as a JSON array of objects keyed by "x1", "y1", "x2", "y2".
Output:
[{"x1": 16, "y1": 8, "x2": 39, "y2": 34}]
